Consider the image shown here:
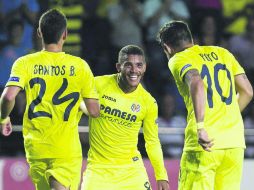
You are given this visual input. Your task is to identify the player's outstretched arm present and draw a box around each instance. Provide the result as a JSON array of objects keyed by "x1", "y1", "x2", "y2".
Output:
[
  {"x1": 235, "y1": 74, "x2": 253, "y2": 112},
  {"x1": 83, "y1": 98, "x2": 100, "y2": 118}
]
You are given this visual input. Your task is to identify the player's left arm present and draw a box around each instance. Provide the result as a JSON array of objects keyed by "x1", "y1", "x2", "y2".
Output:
[
  {"x1": 235, "y1": 74, "x2": 253, "y2": 112},
  {"x1": 143, "y1": 99, "x2": 169, "y2": 188},
  {"x1": 227, "y1": 49, "x2": 253, "y2": 112},
  {"x1": 184, "y1": 69, "x2": 205, "y2": 123},
  {"x1": 80, "y1": 61, "x2": 100, "y2": 118},
  {"x1": 184, "y1": 69, "x2": 213, "y2": 151},
  {"x1": 0, "y1": 86, "x2": 22, "y2": 136}
]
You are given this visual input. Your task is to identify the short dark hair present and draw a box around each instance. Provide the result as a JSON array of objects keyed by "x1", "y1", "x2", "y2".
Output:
[
  {"x1": 158, "y1": 21, "x2": 193, "y2": 48},
  {"x1": 39, "y1": 9, "x2": 67, "y2": 44},
  {"x1": 118, "y1": 45, "x2": 145, "y2": 64}
]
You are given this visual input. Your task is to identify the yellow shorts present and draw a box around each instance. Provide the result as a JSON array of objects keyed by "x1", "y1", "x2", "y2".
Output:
[
  {"x1": 81, "y1": 159, "x2": 151, "y2": 190},
  {"x1": 28, "y1": 157, "x2": 82, "y2": 190},
  {"x1": 178, "y1": 148, "x2": 244, "y2": 190}
]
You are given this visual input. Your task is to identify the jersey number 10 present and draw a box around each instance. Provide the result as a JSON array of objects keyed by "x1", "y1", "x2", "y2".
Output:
[
  {"x1": 28, "y1": 77, "x2": 79, "y2": 121},
  {"x1": 201, "y1": 63, "x2": 233, "y2": 108}
]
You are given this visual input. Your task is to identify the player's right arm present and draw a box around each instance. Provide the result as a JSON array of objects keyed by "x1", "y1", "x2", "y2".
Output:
[
  {"x1": 80, "y1": 61, "x2": 100, "y2": 118},
  {"x1": 184, "y1": 69, "x2": 213, "y2": 151},
  {"x1": 235, "y1": 74, "x2": 253, "y2": 112},
  {"x1": 0, "y1": 86, "x2": 21, "y2": 136},
  {"x1": 226, "y1": 49, "x2": 253, "y2": 112},
  {"x1": 81, "y1": 98, "x2": 100, "y2": 118},
  {"x1": 0, "y1": 57, "x2": 26, "y2": 136}
]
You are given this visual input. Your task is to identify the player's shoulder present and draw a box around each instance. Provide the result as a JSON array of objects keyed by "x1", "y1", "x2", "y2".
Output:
[
  {"x1": 95, "y1": 74, "x2": 115, "y2": 82},
  {"x1": 169, "y1": 46, "x2": 194, "y2": 65},
  {"x1": 64, "y1": 53, "x2": 88, "y2": 65},
  {"x1": 138, "y1": 84, "x2": 157, "y2": 104},
  {"x1": 95, "y1": 74, "x2": 116, "y2": 89},
  {"x1": 16, "y1": 51, "x2": 40, "y2": 61},
  {"x1": 202, "y1": 45, "x2": 231, "y2": 54}
]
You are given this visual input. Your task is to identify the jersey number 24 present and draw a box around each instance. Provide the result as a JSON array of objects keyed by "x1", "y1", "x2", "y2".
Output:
[{"x1": 28, "y1": 77, "x2": 79, "y2": 121}]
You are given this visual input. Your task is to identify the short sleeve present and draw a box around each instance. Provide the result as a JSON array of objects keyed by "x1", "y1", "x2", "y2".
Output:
[
  {"x1": 6, "y1": 58, "x2": 27, "y2": 89},
  {"x1": 80, "y1": 60, "x2": 99, "y2": 99},
  {"x1": 169, "y1": 56, "x2": 196, "y2": 82},
  {"x1": 227, "y1": 50, "x2": 245, "y2": 76}
]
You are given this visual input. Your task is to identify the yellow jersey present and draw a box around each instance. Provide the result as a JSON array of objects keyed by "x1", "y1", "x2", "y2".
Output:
[
  {"x1": 6, "y1": 50, "x2": 98, "y2": 159},
  {"x1": 169, "y1": 45, "x2": 245, "y2": 151},
  {"x1": 87, "y1": 74, "x2": 168, "y2": 180}
]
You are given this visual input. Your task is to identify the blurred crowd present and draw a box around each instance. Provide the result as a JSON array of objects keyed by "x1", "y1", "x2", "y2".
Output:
[{"x1": 1, "y1": 0, "x2": 254, "y2": 158}]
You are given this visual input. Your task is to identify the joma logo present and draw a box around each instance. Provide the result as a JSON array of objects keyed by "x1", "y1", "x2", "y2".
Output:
[{"x1": 102, "y1": 95, "x2": 116, "y2": 102}]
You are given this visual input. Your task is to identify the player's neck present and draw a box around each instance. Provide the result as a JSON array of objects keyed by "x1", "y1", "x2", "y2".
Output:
[
  {"x1": 117, "y1": 75, "x2": 137, "y2": 93},
  {"x1": 175, "y1": 43, "x2": 193, "y2": 53},
  {"x1": 43, "y1": 44, "x2": 63, "y2": 53}
]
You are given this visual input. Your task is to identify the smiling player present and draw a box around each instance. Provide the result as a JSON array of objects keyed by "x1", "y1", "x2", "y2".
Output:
[
  {"x1": 81, "y1": 45, "x2": 169, "y2": 190},
  {"x1": 0, "y1": 9, "x2": 100, "y2": 190}
]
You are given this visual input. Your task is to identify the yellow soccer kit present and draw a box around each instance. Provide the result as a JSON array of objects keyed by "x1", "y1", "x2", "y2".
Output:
[
  {"x1": 169, "y1": 45, "x2": 245, "y2": 190},
  {"x1": 178, "y1": 149, "x2": 244, "y2": 190},
  {"x1": 82, "y1": 74, "x2": 168, "y2": 190},
  {"x1": 169, "y1": 45, "x2": 245, "y2": 151},
  {"x1": 6, "y1": 50, "x2": 98, "y2": 189}
]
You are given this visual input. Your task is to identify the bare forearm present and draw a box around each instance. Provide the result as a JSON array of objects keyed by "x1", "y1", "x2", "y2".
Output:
[
  {"x1": 237, "y1": 92, "x2": 252, "y2": 112},
  {"x1": 0, "y1": 97, "x2": 15, "y2": 119},
  {"x1": 185, "y1": 69, "x2": 205, "y2": 123},
  {"x1": 190, "y1": 80, "x2": 205, "y2": 122},
  {"x1": 235, "y1": 74, "x2": 253, "y2": 112},
  {"x1": 0, "y1": 86, "x2": 21, "y2": 119}
]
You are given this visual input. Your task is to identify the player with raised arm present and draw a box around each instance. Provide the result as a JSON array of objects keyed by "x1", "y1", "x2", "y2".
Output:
[
  {"x1": 81, "y1": 45, "x2": 169, "y2": 190},
  {"x1": 0, "y1": 9, "x2": 99, "y2": 190},
  {"x1": 158, "y1": 21, "x2": 253, "y2": 190}
]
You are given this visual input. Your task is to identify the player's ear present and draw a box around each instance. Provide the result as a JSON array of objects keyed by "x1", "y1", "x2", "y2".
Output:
[
  {"x1": 163, "y1": 43, "x2": 172, "y2": 54},
  {"x1": 62, "y1": 29, "x2": 67, "y2": 40},
  {"x1": 116, "y1": 62, "x2": 121, "y2": 72},
  {"x1": 37, "y1": 28, "x2": 42, "y2": 38}
]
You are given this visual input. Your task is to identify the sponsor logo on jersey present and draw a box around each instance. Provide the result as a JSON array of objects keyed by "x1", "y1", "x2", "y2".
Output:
[
  {"x1": 131, "y1": 104, "x2": 140, "y2": 112},
  {"x1": 8, "y1": 77, "x2": 20, "y2": 82},
  {"x1": 102, "y1": 94, "x2": 116, "y2": 102},
  {"x1": 100, "y1": 104, "x2": 137, "y2": 122}
]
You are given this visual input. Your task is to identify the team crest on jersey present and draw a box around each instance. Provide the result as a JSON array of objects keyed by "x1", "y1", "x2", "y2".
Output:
[{"x1": 131, "y1": 104, "x2": 140, "y2": 112}]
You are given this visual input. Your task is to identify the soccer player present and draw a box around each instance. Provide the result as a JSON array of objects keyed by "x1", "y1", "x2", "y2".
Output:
[
  {"x1": 157, "y1": 21, "x2": 253, "y2": 190},
  {"x1": 80, "y1": 45, "x2": 169, "y2": 190},
  {"x1": 0, "y1": 9, "x2": 100, "y2": 190}
]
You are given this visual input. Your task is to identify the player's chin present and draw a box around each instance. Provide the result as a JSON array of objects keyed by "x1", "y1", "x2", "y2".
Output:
[{"x1": 127, "y1": 79, "x2": 141, "y2": 87}]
